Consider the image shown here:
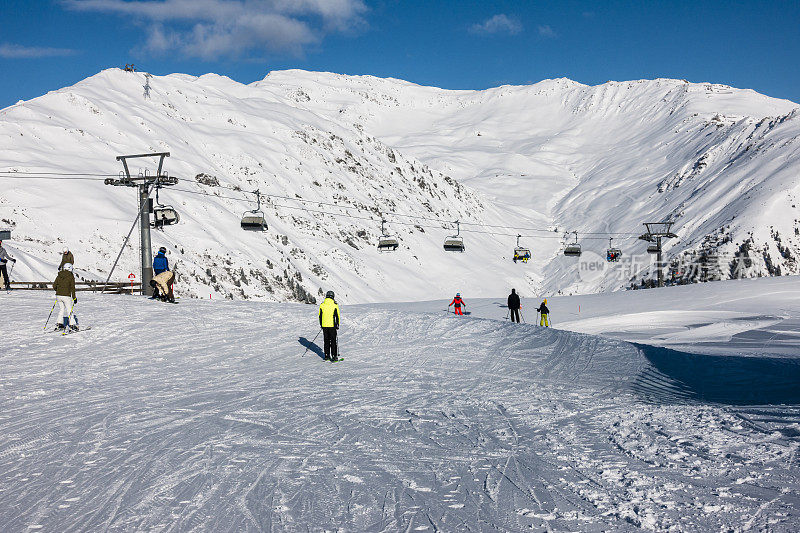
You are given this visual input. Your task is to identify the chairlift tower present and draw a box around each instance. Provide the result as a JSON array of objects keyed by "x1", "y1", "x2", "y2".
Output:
[
  {"x1": 105, "y1": 152, "x2": 178, "y2": 295},
  {"x1": 638, "y1": 221, "x2": 678, "y2": 287}
]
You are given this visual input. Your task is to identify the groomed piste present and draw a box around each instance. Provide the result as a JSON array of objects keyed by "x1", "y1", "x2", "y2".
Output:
[{"x1": 2, "y1": 290, "x2": 798, "y2": 531}]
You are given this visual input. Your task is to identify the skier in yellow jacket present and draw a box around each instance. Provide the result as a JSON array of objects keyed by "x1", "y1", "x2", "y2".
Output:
[{"x1": 318, "y1": 290, "x2": 341, "y2": 361}]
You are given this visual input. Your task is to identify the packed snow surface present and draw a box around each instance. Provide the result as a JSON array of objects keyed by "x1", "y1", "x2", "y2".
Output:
[
  {"x1": 375, "y1": 275, "x2": 800, "y2": 358},
  {"x1": 1, "y1": 283, "x2": 798, "y2": 531}
]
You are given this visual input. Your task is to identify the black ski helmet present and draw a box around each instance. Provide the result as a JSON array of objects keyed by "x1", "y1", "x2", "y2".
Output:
[
  {"x1": 158, "y1": 246, "x2": 167, "y2": 254},
  {"x1": 326, "y1": 290, "x2": 334, "y2": 299}
]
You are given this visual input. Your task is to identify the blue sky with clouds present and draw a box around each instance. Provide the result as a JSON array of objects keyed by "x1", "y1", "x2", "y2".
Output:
[{"x1": 1, "y1": 0, "x2": 799, "y2": 109}]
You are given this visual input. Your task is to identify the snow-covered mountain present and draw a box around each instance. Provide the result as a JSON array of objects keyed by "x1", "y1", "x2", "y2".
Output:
[{"x1": 1, "y1": 69, "x2": 798, "y2": 302}]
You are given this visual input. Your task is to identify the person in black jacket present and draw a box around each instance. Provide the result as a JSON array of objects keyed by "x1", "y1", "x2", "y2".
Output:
[
  {"x1": 507, "y1": 289, "x2": 521, "y2": 323},
  {"x1": 537, "y1": 299, "x2": 550, "y2": 327}
]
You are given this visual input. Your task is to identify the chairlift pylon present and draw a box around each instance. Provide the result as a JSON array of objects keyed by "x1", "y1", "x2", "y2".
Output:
[
  {"x1": 377, "y1": 218, "x2": 399, "y2": 251},
  {"x1": 241, "y1": 189, "x2": 268, "y2": 231},
  {"x1": 563, "y1": 231, "x2": 582, "y2": 257},
  {"x1": 606, "y1": 238, "x2": 621, "y2": 262},
  {"x1": 443, "y1": 220, "x2": 465, "y2": 252},
  {"x1": 513, "y1": 234, "x2": 531, "y2": 263}
]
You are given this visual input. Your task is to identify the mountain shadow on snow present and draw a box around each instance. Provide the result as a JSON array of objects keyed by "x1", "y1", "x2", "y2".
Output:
[{"x1": 632, "y1": 344, "x2": 800, "y2": 405}]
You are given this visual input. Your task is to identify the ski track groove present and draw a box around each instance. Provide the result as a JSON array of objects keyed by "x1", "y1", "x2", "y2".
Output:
[{"x1": 0, "y1": 294, "x2": 798, "y2": 530}]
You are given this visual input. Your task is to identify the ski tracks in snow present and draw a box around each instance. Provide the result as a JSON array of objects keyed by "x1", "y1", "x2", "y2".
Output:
[{"x1": 0, "y1": 293, "x2": 798, "y2": 531}]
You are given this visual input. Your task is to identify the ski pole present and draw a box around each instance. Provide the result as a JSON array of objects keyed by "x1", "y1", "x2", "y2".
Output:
[
  {"x1": 504, "y1": 308, "x2": 509, "y2": 320},
  {"x1": 43, "y1": 300, "x2": 56, "y2": 331},
  {"x1": 521, "y1": 310, "x2": 525, "y2": 323},
  {"x1": 303, "y1": 329, "x2": 321, "y2": 357}
]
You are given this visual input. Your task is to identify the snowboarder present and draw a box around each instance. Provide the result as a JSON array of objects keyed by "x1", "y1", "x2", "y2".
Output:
[
  {"x1": 152, "y1": 246, "x2": 169, "y2": 299},
  {"x1": 53, "y1": 263, "x2": 78, "y2": 331},
  {"x1": 318, "y1": 290, "x2": 340, "y2": 361},
  {"x1": 59, "y1": 247, "x2": 74, "y2": 271},
  {"x1": 449, "y1": 293, "x2": 466, "y2": 315},
  {"x1": 537, "y1": 299, "x2": 550, "y2": 327},
  {"x1": 149, "y1": 269, "x2": 175, "y2": 303},
  {"x1": 0, "y1": 240, "x2": 16, "y2": 290},
  {"x1": 507, "y1": 289, "x2": 521, "y2": 323}
]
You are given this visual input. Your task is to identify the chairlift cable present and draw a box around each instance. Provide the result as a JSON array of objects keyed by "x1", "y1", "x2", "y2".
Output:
[{"x1": 0, "y1": 171, "x2": 650, "y2": 240}]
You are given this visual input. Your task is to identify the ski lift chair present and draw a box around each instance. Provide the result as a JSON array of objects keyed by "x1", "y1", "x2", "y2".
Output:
[
  {"x1": 563, "y1": 231, "x2": 582, "y2": 257},
  {"x1": 241, "y1": 211, "x2": 268, "y2": 231},
  {"x1": 151, "y1": 183, "x2": 180, "y2": 228},
  {"x1": 513, "y1": 234, "x2": 531, "y2": 263},
  {"x1": 241, "y1": 189, "x2": 268, "y2": 231},
  {"x1": 606, "y1": 238, "x2": 621, "y2": 262},
  {"x1": 377, "y1": 219, "x2": 399, "y2": 251},
  {"x1": 152, "y1": 205, "x2": 180, "y2": 227},
  {"x1": 444, "y1": 236, "x2": 465, "y2": 252},
  {"x1": 443, "y1": 221, "x2": 465, "y2": 252},
  {"x1": 378, "y1": 236, "x2": 399, "y2": 251}
]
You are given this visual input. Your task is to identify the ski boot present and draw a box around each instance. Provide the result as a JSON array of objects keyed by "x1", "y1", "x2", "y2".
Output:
[
  {"x1": 55, "y1": 323, "x2": 66, "y2": 331},
  {"x1": 69, "y1": 324, "x2": 79, "y2": 333}
]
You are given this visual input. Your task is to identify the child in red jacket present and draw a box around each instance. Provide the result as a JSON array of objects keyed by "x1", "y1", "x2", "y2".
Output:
[{"x1": 449, "y1": 293, "x2": 466, "y2": 315}]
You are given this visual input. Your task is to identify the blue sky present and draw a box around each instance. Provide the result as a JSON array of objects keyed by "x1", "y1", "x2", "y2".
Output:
[{"x1": 1, "y1": 0, "x2": 799, "y2": 110}]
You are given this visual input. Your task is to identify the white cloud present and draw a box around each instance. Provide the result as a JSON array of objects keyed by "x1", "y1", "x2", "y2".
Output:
[
  {"x1": 63, "y1": 0, "x2": 366, "y2": 60},
  {"x1": 470, "y1": 14, "x2": 522, "y2": 35},
  {"x1": 537, "y1": 25, "x2": 556, "y2": 38},
  {"x1": 0, "y1": 43, "x2": 77, "y2": 58}
]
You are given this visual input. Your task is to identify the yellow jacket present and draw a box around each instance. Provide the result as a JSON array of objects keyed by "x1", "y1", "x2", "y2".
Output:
[{"x1": 319, "y1": 297, "x2": 340, "y2": 328}]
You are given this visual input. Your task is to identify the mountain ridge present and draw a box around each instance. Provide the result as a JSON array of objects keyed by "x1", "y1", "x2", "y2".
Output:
[{"x1": 1, "y1": 68, "x2": 799, "y2": 301}]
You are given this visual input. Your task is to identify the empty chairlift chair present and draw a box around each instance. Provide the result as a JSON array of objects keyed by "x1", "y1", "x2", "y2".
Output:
[
  {"x1": 241, "y1": 189, "x2": 268, "y2": 231},
  {"x1": 241, "y1": 211, "x2": 267, "y2": 230},
  {"x1": 563, "y1": 231, "x2": 582, "y2": 257},
  {"x1": 606, "y1": 238, "x2": 622, "y2": 262},
  {"x1": 443, "y1": 221, "x2": 465, "y2": 252},
  {"x1": 513, "y1": 234, "x2": 531, "y2": 263},
  {"x1": 377, "y1": 219, "x2": 399, "y2": 251}
]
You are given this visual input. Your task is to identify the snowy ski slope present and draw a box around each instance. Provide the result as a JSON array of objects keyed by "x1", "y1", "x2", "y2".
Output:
[
  {"x1": 1, "y1": 291, "x2": 798, "y2": 531},
  {"x1": 373, "y1": 275, "x2": 800, "y2": 358},
  {"x1": 2, "y1": 69, "x2": 800, "y2": 302}
]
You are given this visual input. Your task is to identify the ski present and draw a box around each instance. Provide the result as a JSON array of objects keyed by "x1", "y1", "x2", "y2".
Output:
[{"x1": 53, "y1": 326, "x2": 92, "y2": 334}]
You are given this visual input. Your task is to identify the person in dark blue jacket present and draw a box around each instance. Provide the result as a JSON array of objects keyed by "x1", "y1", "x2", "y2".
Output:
[{"x1": 152, "y1": 247, "x2": 169, "y2": 298}]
